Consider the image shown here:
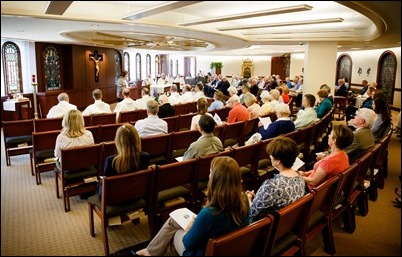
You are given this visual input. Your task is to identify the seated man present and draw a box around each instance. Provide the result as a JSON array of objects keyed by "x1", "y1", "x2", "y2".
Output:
[
  {"x1": 82, "y1": 89, "x2": 112, "y2": 116},
  {"x1": 294, "y1": 94, "x2": 317, "y2": 129},
  {"x1": 135, "y1": 87, "x2": 154, "y2": 110},
  {"x1": 168, "y1": 84, "x2": 181, "y2": 106},
  {"x1": 183, "y1": 114, "x2": 223, "y2": 160},
  {"x1": 46, "y1": 92, "x2": 77, "y2": 118},
  {"x1": 113, "y1": 87, "x2": 137, "y2": 122},
  {"x1": 345, "y1": 108, "x2": 376, "y2": 164},
  {"x1": 158, "y1": 94, "x2": 175, "y2": 118},
  {"x1": 226, "y1": 95, "x2": 250, "y2": 123},
  {"x1": 134, "y1": 99, "x2": 168, "y2": 138}
]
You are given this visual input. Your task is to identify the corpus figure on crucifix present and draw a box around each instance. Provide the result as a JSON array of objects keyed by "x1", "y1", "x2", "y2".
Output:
[{"x1": 89, "y1": 50, "x2": 103, "y2": 82}]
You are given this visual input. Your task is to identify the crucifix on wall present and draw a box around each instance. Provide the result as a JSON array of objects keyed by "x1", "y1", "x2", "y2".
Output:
[{"x1": 89, "y1": 50, "x2": 103, "y2": 82}]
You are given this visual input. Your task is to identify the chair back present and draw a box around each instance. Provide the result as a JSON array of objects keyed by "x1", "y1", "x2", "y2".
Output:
[
  {"x1": 221, "y1": 121, "x2": 245, "y2": 148},
  {"x1": 214, "y1": 106, "x2": 231, "y2": 121},
  {"x1": 333, "y1": 96, "x2": 347, "y2": 120},
  {"x1": 230, "y1": 143, "x2": 261, "y2": 189},
  {"x1": 241, "y1": 117, "x2": 260, "y2": 143},
  {"x1": 205, "y1": 215, "x2": 275, "y2": 256},
  {"x1": 169, "y1": 130, "x2": 201, "y2": 162},
  {"x1": 174, "y1": 103, "x2": 188, "y2": 116},
  {"x1": 162, "y1": 115, "x2": 179, "y2": 132},
  {"x1": 118, "y1": 109, "x2": 141, "y2": 123},
  {"x1": 85, "y1": 125, "x2": 100, "y2": 144},
  {"x1": 141, "y1": 133, "x2": 172, "y2": 165},
  {"x1": 91, "y1": 113, "x2": 116, "y2": 126},
  {"x1": 99, "y1": 123, "x2": 122, "y2": 142},
  {"x1": 34, "y1": 117, "x2": 63, "y2": 132},
  {"x1": 32, "y1": 130, "x2": 60, "y2": 184},
  {"x1": 267, "y1": 192, "x2": 315, "y2": 256},
  {"x1": 177, "y1": 112, "x2": 196, "y2": 131}
]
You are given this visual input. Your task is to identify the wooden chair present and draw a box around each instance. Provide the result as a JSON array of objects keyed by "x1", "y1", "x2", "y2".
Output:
[
  {"x1": 85, "y1": 125, "x2": 100, "y2": 144},
  {"x1": 100, "y1": 141, "x2": 117, "y2": 173},
  {"x1": 31, "y1": 130, "x2": 60, "y2": 185},
  {"x1": 369, "y1": 129, "x2": 393, "y2": 196},
  {"x1": 174, "y1": 103, "x2": 188, "y2": 116},
  {"x1": 254, "y1": 138, "x2": 275, "y2": 190},
  {"x1": 214, "y1": 106, "x2": 230, "y2": 122},
  {"x1": 333, "y1": 96, "x2": 348, "y2": 120},
  {"x1": 177, "y1": 113, "x2": 196, "y2": 131},
  {"x1": 55, "y1": 144, "x2": 102, "y2": 212},
  {"x1": 141, "y1": 133, "x2": 171, "y2": 165},
  {"x1": 83, "y1": 115, "x2": 92, "y2": 127},
  {"x1": 230, "y1": 143, "x2": 261, "y2": 190},
  {"x1": 2, "y1": 119, "x2": 34, "y2": 167},
  {"x1": 91, "y1": 113, "x2": 116, "y2": 126},
  {"x1": 241, "y1": 117, "x2": 260, "y2": 144},
  {"x1": 306, "y1": 175, "x2": 342, "y2": 255},
  {"x1": 187, "y1": 101, "x2": 198, "y2": 113},
  {"x1": 88, "y1": 168, "x2": 155, "y2": 256},
  {"x1": 266, "y1": 192, "x2": 315, "y2": 256},
  {"x1": 205, "y1": 215, "x2": 275, "y2": 256},
  {"x1": 221, "y1": 121, "x2": 245, "y2": 148},
  {"x1": 169, "y1": 130, "x2": 201, "y2": 162},
  {"x1": 212, "y1": 124, "x2": 225, "y2": 139},
  {"x1": 34, "y1": 117, "x2": 63, "y2": 132},
  {"x1": 162, "y1": 115, "x2": 178, "y2": 132},
  {"x1": 99, "y1": 123, "x2": 122, "y2": 142},
  {"x1": 118, "y1": 109, "x2": 141, "y2": 123},
  {"x1": 151, "y1": 158, "x2": 199, "y2": 233},
  {"x1": 195, "y1": 150, "x2": 233, "y2": 212}
]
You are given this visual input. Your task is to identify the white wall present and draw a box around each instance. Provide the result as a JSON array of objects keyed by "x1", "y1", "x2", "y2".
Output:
[{"x1": 289, "y1": 53, "x2": 305, "y2": 79}]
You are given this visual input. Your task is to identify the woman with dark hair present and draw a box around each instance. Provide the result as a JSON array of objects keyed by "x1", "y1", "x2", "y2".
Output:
[
  {"x1": 246, "y1": 136, "x2": 306, "y2": 223},
  {"x1": 301, "y1": 124, "x2": 354, "y2": 190},
  {"x1": 133, "y1": 156, "x2": 250, "y2": 256},
  {"x1": 371, "y1": 96, "x2": 392, "y2": 142}
]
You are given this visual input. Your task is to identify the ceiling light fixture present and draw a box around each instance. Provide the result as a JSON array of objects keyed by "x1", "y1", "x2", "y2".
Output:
[
  {"x1": 122, "y1": 1, "x2": 202, "y2": 21},
  {"x1": 217, "y1": 18, "x2": 344, "y2": 31},
  {"x1": 179, "y1": 4, "x2": 313, "y2": 26}
]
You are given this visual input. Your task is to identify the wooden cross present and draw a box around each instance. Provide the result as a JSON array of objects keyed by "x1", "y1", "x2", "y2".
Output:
[{"x1": 89, "y1": 50, "x2": 103, "y2": 82}]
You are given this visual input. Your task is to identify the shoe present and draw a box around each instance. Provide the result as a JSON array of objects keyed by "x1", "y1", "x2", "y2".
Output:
[{"x1": 130, "y1": 250, "x2": 138, "y2": 256}]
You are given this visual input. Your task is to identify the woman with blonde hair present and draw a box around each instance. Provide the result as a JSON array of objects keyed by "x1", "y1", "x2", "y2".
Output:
[
  {"x1": 190, "y1": 97, "x2": 213, "y2": 130},
  {"x1": 134, "y1": 156, "x2": 250, "y2": 256},
  {"x1": 243, "y1": 92, "x2": 261, "y2": 119},
  {"x1": 54, "y1": 109, "x2": 94, "y2": 166}
]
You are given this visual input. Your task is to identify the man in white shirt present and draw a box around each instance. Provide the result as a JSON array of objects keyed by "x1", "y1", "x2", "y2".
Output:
[
  {"x1": 82, "y1": 88, "x2": 112, "y2": 116},
  {"x1": 113, "y1": 87, "x2": 137, "y2": 122},
  {"x1": 135, "y1": 87, "x2": 155, "y2": 110},
  {"x1": 135, "y1": 99, "x2": 168, "y2": 138},
  {"x1": 168, "y1": 84, "x2": 181, "y2": 106},
  {"x1": 294, "y1": 94, "x2": 318, "y2": 129},
  {"x1": 179, "y1": 84, "x2": 195, "y2": 104},
  {"x1": 46, "y1": 92, "x2": 77, "y2": 118}
]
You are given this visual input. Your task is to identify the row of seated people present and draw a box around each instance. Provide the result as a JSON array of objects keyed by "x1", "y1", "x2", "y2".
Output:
[{"x1": 90, "y1": 124, "x2": 392, "y2": 256}]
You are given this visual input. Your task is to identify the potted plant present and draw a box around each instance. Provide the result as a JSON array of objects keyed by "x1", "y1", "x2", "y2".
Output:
[{"x1": 210, "y1": 62, "x2": 223, "y2": 75}]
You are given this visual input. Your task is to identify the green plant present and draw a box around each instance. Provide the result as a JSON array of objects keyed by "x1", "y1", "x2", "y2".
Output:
[{"x1": 210, "y1": 62, "x2": 223, "y2": 69}]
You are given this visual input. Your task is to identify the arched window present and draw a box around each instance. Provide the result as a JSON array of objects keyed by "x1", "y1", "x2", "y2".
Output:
[
  {"x1": 2, "y1": 41, "x2": 22, "y2": 94},
  {"x1": 378, "y1": 51, "x2": 397, "y2": 105},
  {"x1": 176, "y1": 60, "x2": 179, "y2": 77},
  {"x1": 170, "y1": 60, "x2": 173, "y2": 77},
  {"x1": 146, "y1": 54, "x2": 151, "y2": 78},
  {"x1": 336, "y1": 54, "x2": 352, "y2": 86},
  {"x1": 155, "y1": 55, "x2": 160, "y2": 77},
  {"x1": 43, "y1": 45, "x2": 62, "y2": 90},
  {"x1": 114, "y1": 50, "x2": 122, "y2": 83},
  {"x1": 123, "y1": 52, "x2": 130, "y2": 81},
  {"x1": 136, "y1": 53, "x2": 141, "y2": 80}
]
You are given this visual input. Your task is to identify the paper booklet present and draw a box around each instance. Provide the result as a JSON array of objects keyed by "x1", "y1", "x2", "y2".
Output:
[
  {"x1": 258, "y1": 116, "x2": 272, "y2": 130},
  {"x1": 213, "y1": 113, "x2": 223, "y2": 125},
  {"x1": 292, "y1": 157, "x2": 305, "y2": 171},
  {"x1": 169, "y1": 207, "x2": 197, "y2": 230}
]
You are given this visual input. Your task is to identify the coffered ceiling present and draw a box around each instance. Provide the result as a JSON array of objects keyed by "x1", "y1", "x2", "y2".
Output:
[{"x1": 1, "y1": 1, "x2": 400, "y2": 56}]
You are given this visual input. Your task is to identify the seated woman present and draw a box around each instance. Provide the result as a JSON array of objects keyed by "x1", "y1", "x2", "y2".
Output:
[
  {"x1": 371, "y1": 96, "x2": 391, "y2": 142},
  {"x1": 54, "y1": 109, "x2": 94, "y2": 169},
  {"x1": 315, "y1": 89, "x2": 333, "y2": 118},
  {"x1": 301, "y1": 124, "x2": 354, "y2": 190},
  {"x1": 246, "y1": 136, "x2": 306, "y2": 223},
  {"x1": 99, "y1": 123, "x2": 150, "y2": 196},
  {"x1": 258, "y1": 103, "x2": 295, "y2": 140},
  {"x1": 345, "y1": 85, "x2": 375, "y2": 121},
  {"x1": 243, "y1": 92, "x2": 261, "y2": 119},
  {"x1": 103, "y1": 123, "x2": 150, "y2": 177},
  {"x1": 259, "y1": 89, "x2": 280, "y2": 116},
  {"x1": 190, "y1": 98, "x2": 213, "y2": 130},
  {"x1": 133, "y1": 156, "x2": 250, "y2": 256},
  {"x1": 207, "y1": 90, "x2": 225, "y2": 112}
]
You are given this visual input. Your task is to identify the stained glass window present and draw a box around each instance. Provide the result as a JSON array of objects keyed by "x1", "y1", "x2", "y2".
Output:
[
  {"x1": 123, "y1": 52, "x2": 130, "y2": 81},
  {"x1": 43, "y1": 45, "x2": 62, "y2": 90},
  {"x1": 136, "y1": 53, "x2": 141, "y2": 80},
  {"x1": 2, "y1": 41, "x2": 22, "y2": 94}
]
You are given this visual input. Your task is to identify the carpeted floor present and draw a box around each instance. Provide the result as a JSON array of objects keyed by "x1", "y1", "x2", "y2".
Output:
[{"x1": 1, "y1": 112, "x2": 400, "y2": 256}]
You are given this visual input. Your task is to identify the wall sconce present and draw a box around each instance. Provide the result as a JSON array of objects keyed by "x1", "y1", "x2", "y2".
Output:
[
  {"x1": 366, "y1": 67, "x2": 371, "y2": 76},
  {"x1": 358, "y1": 67, "x2": 362, "y2": 76}
]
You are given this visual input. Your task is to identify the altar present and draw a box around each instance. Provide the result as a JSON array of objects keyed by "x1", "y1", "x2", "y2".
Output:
[
  {"x1": 150, "y1": 84, "x2": 171, "y2": 95},
  {"x1": 3, "y1": 98, "x2": 31, "y2": 120}
]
